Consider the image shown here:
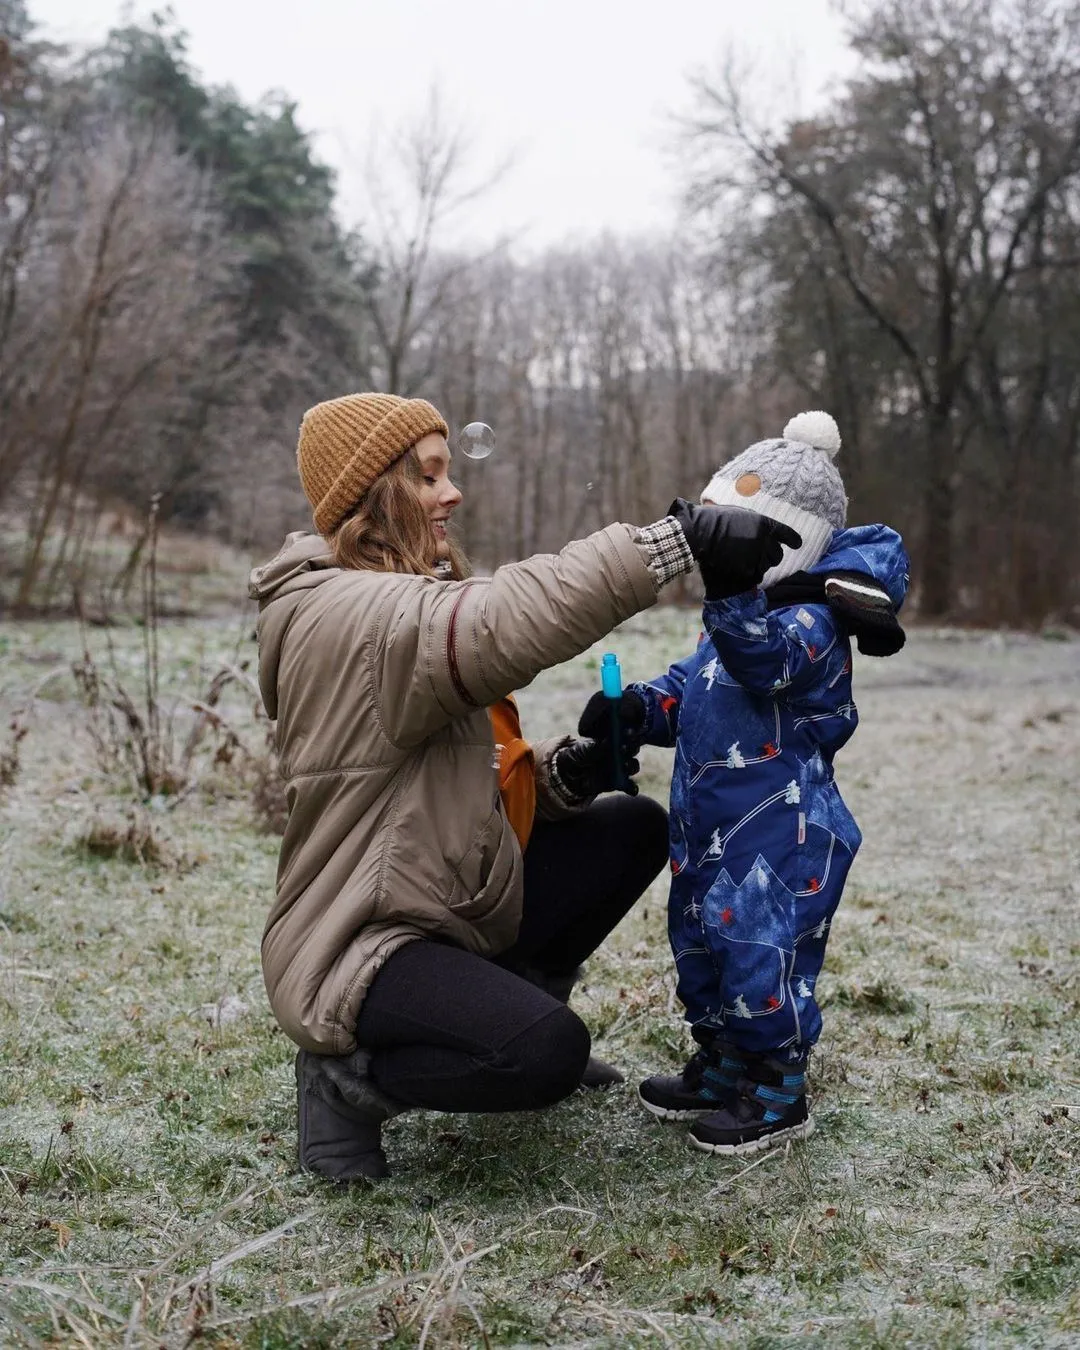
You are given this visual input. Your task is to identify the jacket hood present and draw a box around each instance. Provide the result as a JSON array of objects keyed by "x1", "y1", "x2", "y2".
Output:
[
  {"x1": 248, "y1": 531, "x2": 337, "y2": 604},
  {"x1": 249, "y1": 532, "x2": 344, "y2": 722},
  {"x1": 807, "y1": 524, "x2": 909, "y2": 610}
]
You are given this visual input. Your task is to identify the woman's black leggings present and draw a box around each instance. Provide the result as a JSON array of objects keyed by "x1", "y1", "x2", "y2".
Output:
[{"x1": 355, "y1": 793, "x2": 668, "y2": 1114}]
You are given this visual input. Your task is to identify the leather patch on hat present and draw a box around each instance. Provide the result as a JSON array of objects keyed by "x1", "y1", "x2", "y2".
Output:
[{"x1": 735, "y1": 472, "x2": 761, "y2": 496}]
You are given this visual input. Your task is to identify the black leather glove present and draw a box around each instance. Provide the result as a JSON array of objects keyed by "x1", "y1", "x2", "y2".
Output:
[
  {"x1": 577, "y1": 688, "x2": 647, "y2": 747},
  {"x1": 668, "y1": 498, "x2": 802, "y2": 599},
  {"x1": 553, "y1": 736, "x2": 640, "y2": 799}
]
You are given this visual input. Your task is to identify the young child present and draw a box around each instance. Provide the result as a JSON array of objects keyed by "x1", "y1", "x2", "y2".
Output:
[{"x1": 579, "y1": 411, "x2": 908, "y2": 1156}]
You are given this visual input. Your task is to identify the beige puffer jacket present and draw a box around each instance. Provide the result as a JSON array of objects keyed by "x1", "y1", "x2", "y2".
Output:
[{"x1": 249, "y1": 526, "x2": 660, "y2": 1053}]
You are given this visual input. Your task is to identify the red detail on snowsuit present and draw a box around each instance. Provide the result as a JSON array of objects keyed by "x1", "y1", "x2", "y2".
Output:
[
  {"x1": 808, "y1": 877, "x2": 821, "y2": 892},
  {"x1": 766, "y1": 995, "x2": 781, "y2": 1009},
  {"x1": 763, "y1": 742, "x2": 778, "y2": 757},
  {"x1": 720, "y1": 907, "x2": 734, "y2": 924}
]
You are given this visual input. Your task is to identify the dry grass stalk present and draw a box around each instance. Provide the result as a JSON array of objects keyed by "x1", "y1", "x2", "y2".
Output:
[
  {"x1": 77, "y1": 812, "x2": 167, "y2": 867},
  {"x1": 71, "y1": 502, "x2": 277, "y2": 813},
  {"x1": 0, "y1": 712, "x2": 28, "y2": 790}
]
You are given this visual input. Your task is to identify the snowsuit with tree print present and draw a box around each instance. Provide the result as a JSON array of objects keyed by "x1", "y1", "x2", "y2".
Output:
[{"x1": 632, "y1": 525, "x2": 909, "y2": 1063}]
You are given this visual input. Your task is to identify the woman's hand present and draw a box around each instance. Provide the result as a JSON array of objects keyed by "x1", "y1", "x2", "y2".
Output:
[{"x1": 668, "y1": 498, "x2": 802, "y2": 598}]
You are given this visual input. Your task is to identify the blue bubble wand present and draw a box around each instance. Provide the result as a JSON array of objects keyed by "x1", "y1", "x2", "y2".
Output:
[{"x1": 601, "y1": 652, "x2": 628, "y2": 792}]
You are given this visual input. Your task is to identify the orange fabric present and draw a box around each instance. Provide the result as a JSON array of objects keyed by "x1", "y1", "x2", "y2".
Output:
[{"x1": 490, "y1": 696, "x2": 536, "y2": 851}]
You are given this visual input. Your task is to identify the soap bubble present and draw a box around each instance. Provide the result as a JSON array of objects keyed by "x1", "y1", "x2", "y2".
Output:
[{"x1": 459, "y1": 422, "x2": 495, "y2": 460}]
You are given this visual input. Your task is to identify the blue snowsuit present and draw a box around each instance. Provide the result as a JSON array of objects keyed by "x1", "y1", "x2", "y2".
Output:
[{"x1": 632, "y1": 525, "x2": 909, "y2": 1061}]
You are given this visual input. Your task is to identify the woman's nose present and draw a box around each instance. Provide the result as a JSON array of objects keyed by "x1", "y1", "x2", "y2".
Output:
[{"x1": 443, "y1": 478, "x2": 463, "y2": 508}]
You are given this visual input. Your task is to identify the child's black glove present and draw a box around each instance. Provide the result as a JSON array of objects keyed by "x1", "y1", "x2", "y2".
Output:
[
  {"x1": 764, "y1": 569, "x2": 907, "y2": 657},
  {"x1": 553, "y1": 736, "x2": 640, "y2": 799},
  {"x1": 577, "y1": 689, "x2": 648, "y2": 750},
  {"x1": 668, "y1": 498, "x2": 802, "y2": 598},
  {"x1": 824, "y1": 571, "x2": 906, "y2": 656}
]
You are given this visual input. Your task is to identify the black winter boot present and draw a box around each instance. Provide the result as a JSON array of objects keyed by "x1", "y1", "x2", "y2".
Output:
[
  {"x1": 639, "y1": 1037, "x2": 749, "y2": 1120},
  {"x1": 295, "y1": 1049, "x2": 405, "y2": 1182},
  {"x1": 688, "y1": 1055, "x2": 813, "y2": 1157},
  {"x1": 517, "y1": 965, "x2": 624, "y2": 1088}
]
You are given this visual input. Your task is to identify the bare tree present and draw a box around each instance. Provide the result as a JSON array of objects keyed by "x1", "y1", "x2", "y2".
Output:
[
  {"x1": 682, "y1": 0, "x2": 1080, "y2": 618},
  {"x1": 358, "y1": 87, "x2": 514, "y2": 395},
  {"x1": 414, "y1": 236, "x2": 750, "y2": 573},
  {"x1": 3, "y1": 120, "x2": 235, "y2": 610}
]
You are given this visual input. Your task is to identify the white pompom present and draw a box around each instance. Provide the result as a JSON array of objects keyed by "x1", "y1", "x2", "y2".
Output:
[{"x1": 782, "y1": 410, "x2": 841, "y2": 459}]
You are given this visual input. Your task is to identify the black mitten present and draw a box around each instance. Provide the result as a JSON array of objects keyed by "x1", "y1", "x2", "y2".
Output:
[
  {"x1": 824, "y1": 571, "x2": 906, "y2": 657},
  {"x1": 577, "y1": 689, "x2": 647, "y2": 746}
]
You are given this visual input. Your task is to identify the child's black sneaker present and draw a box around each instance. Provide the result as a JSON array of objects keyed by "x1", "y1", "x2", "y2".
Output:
[
  {"x1": 638, "y1": 1041, "x2": 748, "y2": 1121},
  {"x1": 688, "y1": 1056, "x2": 813, "y2": 1156}
]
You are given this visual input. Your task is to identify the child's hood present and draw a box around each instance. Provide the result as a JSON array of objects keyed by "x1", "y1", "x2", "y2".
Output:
[{"x1": 808, "y1": 524, "x2": 909, "y2": 610}]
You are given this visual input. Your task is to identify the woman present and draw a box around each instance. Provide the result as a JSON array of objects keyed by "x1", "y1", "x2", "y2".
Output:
[{"x1": 248, "y1": 392, "x2": 799, "y2": 1180}]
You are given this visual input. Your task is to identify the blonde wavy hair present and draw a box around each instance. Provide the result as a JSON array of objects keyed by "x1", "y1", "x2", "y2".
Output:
[{"x1": 329, "y1": 447, "x2": 469, "y2": 579}]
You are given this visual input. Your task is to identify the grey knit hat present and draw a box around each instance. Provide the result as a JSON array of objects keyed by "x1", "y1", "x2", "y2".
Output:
[{"x1": 701, "y1": 411, "x2": 847, "y2": 584}]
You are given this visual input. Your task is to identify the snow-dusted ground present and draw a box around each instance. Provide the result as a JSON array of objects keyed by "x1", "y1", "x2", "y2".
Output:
[{"x1": 2, "y1": 612, "x2": 1078, "y2": 1344}]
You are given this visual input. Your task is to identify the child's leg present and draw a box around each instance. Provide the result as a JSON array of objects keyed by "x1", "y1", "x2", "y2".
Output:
[
  {"x1": 684, "y1": 854, "x2": 853, "y2": 1155},
  {"x1": 702, "y1": 844, "x2": 853, "y2": 1060},
  {"x1": 638, "y1": 879, "x2": 741, "y2": 1121}
]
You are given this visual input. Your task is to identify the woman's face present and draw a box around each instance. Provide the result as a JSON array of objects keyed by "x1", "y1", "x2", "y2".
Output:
[{"x1": 414, "y1": 433, "x2": 463, "y2": 560}]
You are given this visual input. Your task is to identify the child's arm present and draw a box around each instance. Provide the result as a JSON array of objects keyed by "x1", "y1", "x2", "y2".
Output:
[
  {"x1": 629, "y1": 653, "x2": 698, "y2": 747},
  {"x1": 578, "y1": 652, "x2": 697, "y2": 751},
  {"x1": 703, "y1": 591, "x2": 840, "y2": 698}
]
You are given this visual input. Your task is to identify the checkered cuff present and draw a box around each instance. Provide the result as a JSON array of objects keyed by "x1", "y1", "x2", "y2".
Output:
[{"x1": 634, "y1": 516, "x2": 694, "y2": 587}]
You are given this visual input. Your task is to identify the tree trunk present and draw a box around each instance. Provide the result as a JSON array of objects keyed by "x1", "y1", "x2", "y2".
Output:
[{"x1": 918, "y1": 407, "x2": 956, "y2": 618}]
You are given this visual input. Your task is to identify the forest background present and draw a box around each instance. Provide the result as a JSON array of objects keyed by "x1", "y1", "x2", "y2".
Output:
[{"x1": 2, "y1": 0, "x2": 1080, "y2": 624}]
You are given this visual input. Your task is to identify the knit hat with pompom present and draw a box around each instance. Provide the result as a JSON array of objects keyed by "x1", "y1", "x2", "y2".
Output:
[{"x1": 700, "y1": 411, "x2": 847, "y2": 584}]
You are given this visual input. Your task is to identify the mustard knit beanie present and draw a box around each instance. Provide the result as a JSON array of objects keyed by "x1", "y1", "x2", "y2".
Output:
[{"x1": 297, "y1": 393, "x2": 450, "y2": 534}]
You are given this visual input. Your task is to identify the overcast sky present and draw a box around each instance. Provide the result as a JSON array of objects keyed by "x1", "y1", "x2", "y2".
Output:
[{"x1": 28, "y1": 0, "x2": 856, "y2": 248}]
